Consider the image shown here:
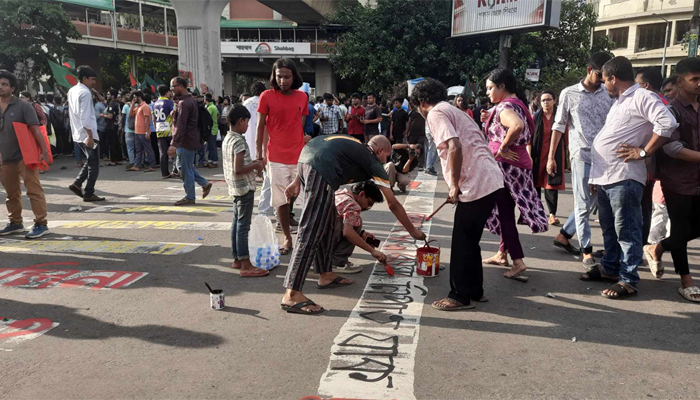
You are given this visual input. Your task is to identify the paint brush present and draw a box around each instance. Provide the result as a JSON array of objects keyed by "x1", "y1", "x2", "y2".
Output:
[
  {"x1": 383, "y1": 262, "x2": 395, "y2": 276},
  {"x1": 204, "y1": 282, "x2": 214, "y2": 293},
  {"x1": 425, "y1": 200, "x2": 449, "y2": 221}
]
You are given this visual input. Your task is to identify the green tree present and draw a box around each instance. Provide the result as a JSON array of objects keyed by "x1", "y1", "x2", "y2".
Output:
[
  {"x1": 0, "y1": 0, "x2": 81, "y2": 89},
  {"x1": 100, "y1": 52, "x2": 177, "y2": 90},
  {"x1": 327, "y1": 0, "x2": 610, "y2": 96}
]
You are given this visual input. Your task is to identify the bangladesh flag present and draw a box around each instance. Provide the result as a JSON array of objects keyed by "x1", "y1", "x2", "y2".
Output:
[
  {"x1": 61, "y1": 57, "x2": 75, "y2": 70},
  {"x1": 48, "y1": 60, "x2": 78, "y2": 88},
  {"x1": 129, "y1": 72, "x2": 138, "y2": 88},
  {"x1": 141, "y1": 74, "x2": 158, "y2": 94}
]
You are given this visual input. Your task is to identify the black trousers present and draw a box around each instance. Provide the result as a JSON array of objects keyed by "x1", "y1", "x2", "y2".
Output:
[
  {"x1": 642, "y1": 180, "x2": 654, "y2": 245},
  {"x1": 660, "y1": 189, "x2": 700, "y2": 276},
  {"x1": 105, "y1": 127, "x2": 123, "y2": 163},
  {"x1": 150, "y1": 132, "x2": 160, "y2": 166},
  {"x1": 536, "y1": 187, "x2": 559, "y2": 216},
  {"x1": 449, "y1": 190, "x2": 499, "y2": 305},
  {"x1": 157, "y1": 137, "x2": 174, "y2": 177}
]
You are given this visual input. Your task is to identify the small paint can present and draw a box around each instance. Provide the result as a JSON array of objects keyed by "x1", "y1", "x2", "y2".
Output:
[
  {"x1": 416, "y1": 240, "x2": 440, "y2": 278},
  {"x1": 210, "y1": 289, "x2": 224, "y2": 310}
]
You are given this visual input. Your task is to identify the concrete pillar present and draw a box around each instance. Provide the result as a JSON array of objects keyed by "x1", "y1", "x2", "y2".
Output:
[
  {"x1": 314, "y1": 59, "x2": 336, "y2": 95},
  {"x1": 170, "y1": 0, "x2": 229, "y2": 96},
  {"x1": 223, "y1": 68, "x2": 236, "y2": 95}
]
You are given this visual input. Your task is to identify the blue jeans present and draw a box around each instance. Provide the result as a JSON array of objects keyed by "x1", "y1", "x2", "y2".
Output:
[
  {"x1": 134, "y1": 134, "x2": 155, "y2": 168},
  {"x1": 560, "y1": 159, "x2": 598, "y2": 254},
  {"x1": 124, "y1": 131, "x2": 136, "y2": 164},
  {"x1": 598, "y1": 179, "x2": 644, "y2": 290},
  {"x1": 176, "y1": 147, "x2": 209, "y2": 200},
  {"x1": 207, "y1": 134, "x2": 218, "y2": 163},
  {"x1": 231, "y1": 191, "x2": 255, "y2": 260},
  {"x1": 73, "y1": 142, "x2": 85, "y2": 162},
  {"x1": 425, "y1": 135, "x2": 437, "y2": 172},
  {"x1": 196, "y1": 145, "x2": 206, "y2": 166}
]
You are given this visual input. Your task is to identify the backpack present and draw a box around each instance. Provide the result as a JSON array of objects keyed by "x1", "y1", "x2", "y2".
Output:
[{"x1": 197, "y1": 103, "x2": 213, "y2": 144}]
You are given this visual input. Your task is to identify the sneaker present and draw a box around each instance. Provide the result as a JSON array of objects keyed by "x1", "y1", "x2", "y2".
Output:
[
  {"x1": 0, "y1": 223, "x2": 24, "y2": 236},
  {"x1": 68, "y1": 183, "x2": 83, "y2": 198},
  {"x1": 418, "y1": 167, "x2": 425, "y2": 172},
  {"x1": 202, "y1": 182, "x2": 213, "y2": 199},
  {"x1": 334, "y1": 262, "x2": 363, "y2": 274},
  {"x1": 174, "y1": 197, "x2": 195, "y2": 206},
  {"x1": 83, "y1": 194, "x2": 106, "y2": 202},
  {"x1": 425, "y1": 169, "x2": 438, "y2": 176},
  {"x1": 25, "y1": 224, "x2": 49, "y2": 239}
]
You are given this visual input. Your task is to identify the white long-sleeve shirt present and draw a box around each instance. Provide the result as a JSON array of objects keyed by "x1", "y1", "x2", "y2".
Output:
[
  {"x1": 243, "y1": 95, "x2": 259, "y2": 159},
  {"x1": 67, "y1": 82, "x2": 99, "y2": 144},
  {"x1": 589, "y1": 84, "x2": 678, "y2": 186}
]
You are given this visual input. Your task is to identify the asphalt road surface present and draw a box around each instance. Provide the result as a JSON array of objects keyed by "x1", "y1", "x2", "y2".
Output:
[{"x1": 1, "y1": 155, "x2": 699, "y2": 400}]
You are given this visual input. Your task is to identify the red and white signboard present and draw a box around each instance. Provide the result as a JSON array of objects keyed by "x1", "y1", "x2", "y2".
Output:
[{"x1": 452, "y1": 0, "x2": 561, "y2": 37}]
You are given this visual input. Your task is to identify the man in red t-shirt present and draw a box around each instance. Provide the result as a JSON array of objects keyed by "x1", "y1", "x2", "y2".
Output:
[
  {"x1": 256, "y1": 59, "x2": 310, "y2": 254},
  {"x1": 345, "y1": 92, "x2": 365, "y2": 143}
]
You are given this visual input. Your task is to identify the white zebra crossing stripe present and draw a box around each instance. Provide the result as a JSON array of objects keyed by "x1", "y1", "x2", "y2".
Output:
[{"x1": 50, "y1": 220, "x2": 231, "y2": 231}]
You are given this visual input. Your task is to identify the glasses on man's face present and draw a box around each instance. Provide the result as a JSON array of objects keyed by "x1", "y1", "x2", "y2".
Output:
[{"x1": 593, "y1": 70, "x2": 603, "y2": 78}]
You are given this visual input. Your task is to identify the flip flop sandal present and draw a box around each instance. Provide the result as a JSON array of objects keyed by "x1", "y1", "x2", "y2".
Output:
[
  {"x1": 553, "y1": 240, "x2": 581, "y2": 255},
  {"x1": 602, "y1": 283, "x2": 638, "y2": 300},
  {"x1": 677, "y1": 286, "x2": 700, "y2": 303},
  {"x1": 281, "y1": 300, "x2": 325, "y2": 315},
  {"x1": 504, "y1": 271, "x2": 529, "y2": 282},
  {"x1": 579, "y1": 266, "x2": 618, "y2": 282},
  {"x1": 240, "y1": 269, "x2": 269, "y2": 277},
  {"x1": 643, "y1": 247, "x2": 664, "y2": 279},
  {"x1": 431, "y1": 298, "x2": 476, "y2": 311},
  {"x1": 317, "y1": 276, "x2": 353, "y2": 290},
  {"x1": 279, "y1": 246, "x2": 292, "y2": 255}
]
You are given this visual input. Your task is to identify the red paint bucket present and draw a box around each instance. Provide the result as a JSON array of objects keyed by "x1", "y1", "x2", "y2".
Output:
[{"x1": 416, "y1": 240, "x2": 440, "y2": 277}]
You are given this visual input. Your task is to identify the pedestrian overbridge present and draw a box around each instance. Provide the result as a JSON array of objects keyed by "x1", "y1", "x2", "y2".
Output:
[{"x1": 256, "y1": 0, "x2": 360, "y2": 24}]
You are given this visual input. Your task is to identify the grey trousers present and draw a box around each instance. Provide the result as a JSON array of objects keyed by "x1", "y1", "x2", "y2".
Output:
[{"x1": 332, "y1": 219, "x2": 362, "y2": 267}]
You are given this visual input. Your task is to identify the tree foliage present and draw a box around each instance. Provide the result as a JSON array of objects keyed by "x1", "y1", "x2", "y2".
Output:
[
  {"x1": 327, "y1": 0, "x2": 610, "y2": 96},
  {"x1": 100, "y1": 52, "x2": 177, "y2": 91},
  {"x1": 0, "y1": 0, "x2": 81, "y2": 89}
]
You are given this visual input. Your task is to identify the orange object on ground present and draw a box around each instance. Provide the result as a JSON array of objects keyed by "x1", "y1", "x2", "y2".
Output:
[
  {"x1": 416, "y1": 240, "x2": 440, "y2": 277},
  {"x1": 13, "y1": 123, "x2": 52, "y2": 171}
]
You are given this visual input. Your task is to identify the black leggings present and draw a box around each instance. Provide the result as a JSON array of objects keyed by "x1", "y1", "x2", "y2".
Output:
[{"x1": 536, "y1": 187, "x2": 559, "y2": 216}]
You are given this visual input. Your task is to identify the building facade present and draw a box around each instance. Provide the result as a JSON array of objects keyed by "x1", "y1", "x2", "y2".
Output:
[{"x1": 593, "y1": 0, "x2": 697, "y2": 77}]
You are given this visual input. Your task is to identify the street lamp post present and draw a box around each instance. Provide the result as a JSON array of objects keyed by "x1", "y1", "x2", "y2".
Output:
[{"x1": 652, "y1": 13, "x2": 670, "y2": 76}]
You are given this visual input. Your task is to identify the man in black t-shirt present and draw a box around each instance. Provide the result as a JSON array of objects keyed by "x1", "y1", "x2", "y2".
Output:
[
  {"x1": 362, "y1": 92, "x2": 382, "y2": 141},
  {"x1": 103, "y1": 89, "x2": 123, "y2": 165},
  {"x1": 385, "y1": 143, "x2": 422, "y2": 193},
  {"x1": 281, "y1": 134, "x2": 426, "y2": 315},
  {"x1": 390, "y1": 97, "x2": 409, "y2": 144}
]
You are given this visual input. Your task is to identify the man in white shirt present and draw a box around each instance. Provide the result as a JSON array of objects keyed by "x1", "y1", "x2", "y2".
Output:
[
  {"x1": 67, "y1": 66, "x2": 105, "y2": 202},
  {"x1": 585, "y1": 56, "x2": 677, "y2": 299}
]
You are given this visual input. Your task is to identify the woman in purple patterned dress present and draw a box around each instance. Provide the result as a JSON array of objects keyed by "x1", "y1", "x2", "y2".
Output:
[{"x1": 481, "y1": 68, "x2": 548, "y2": 280}]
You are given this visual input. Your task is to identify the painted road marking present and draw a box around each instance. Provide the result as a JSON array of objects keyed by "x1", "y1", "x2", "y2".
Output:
[
  {"x1": 128, "y1": 195, "x2": 232, "y2": 201},
  {"x1": 0, "y1": 238, "x2": 199, "y2": 255},
  {"x1": 0, "y1": 318, "x2": 59, "y2": 346},
  {"x1": 317, "y1": 172, "x2": 437, "y2": 400},
  {"x1": 85, "y1": 205, "x2": 232, "y2": 214},
  {"x1": 50, "y1": 220, "x2": 231, "y2": 231},
  {"x1": 0, "y1": 262, "x2": 147, "y2": 289}
]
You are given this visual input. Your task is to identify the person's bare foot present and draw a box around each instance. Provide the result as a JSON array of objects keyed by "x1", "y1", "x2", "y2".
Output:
[
  {"x1": 484, "y1": 251, "x2": 508, "y2": 266},
  {"x1": 548, "y1": 214, "x2": 560, "y2": 225},
  {"x1": 232, "y1": 260, "x2": 242, "y2": 270},
  {"x1": 280, "y1": 236, "x2": 293, "y2": 255},
  {"x1": 282, "y1": 290, "x2": 323, "y2": 313},
  {"x1": 318, "y1": 272, "x2": 352, "y2": 286},
  {"x1": 239, "y1": 259, "x2": 269, "y2": 277}
]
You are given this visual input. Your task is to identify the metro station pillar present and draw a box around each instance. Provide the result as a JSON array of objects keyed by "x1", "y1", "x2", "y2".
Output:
[
  {"x1": 170, "y1": 0, "x2": 229, "y2": 96},
  {"x1": 315, "y1": 59, "x2": 336, "y2": 96}
]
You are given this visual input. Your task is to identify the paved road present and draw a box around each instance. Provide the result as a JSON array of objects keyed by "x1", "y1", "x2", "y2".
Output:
[{"x1": 1, "y1": 156, "x2": 699, "y2": 400}]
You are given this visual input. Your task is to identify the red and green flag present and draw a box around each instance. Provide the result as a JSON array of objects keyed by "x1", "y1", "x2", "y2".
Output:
[
  {"x1": 141, "y1": 74, "x2": 158, "y2": 94},
  {"x1": 48, "y1": 60, "x2": 78, "y2": 88},
  {"x1": 61, "y1": 57, "x2": 75, "y2": 70},
  {"x1": 129, "y1": 72, "x2": 138, "y2": 88}
]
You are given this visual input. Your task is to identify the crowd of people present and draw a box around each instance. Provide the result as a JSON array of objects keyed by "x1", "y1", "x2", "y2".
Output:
[{"x1": 1, "y1": 51, "x2": 700, "y2": 315}]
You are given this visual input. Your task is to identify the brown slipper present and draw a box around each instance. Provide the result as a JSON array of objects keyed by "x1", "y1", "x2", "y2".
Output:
[{"x1": 240, "y1": 269, "x2": 269, "y2": 277}]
